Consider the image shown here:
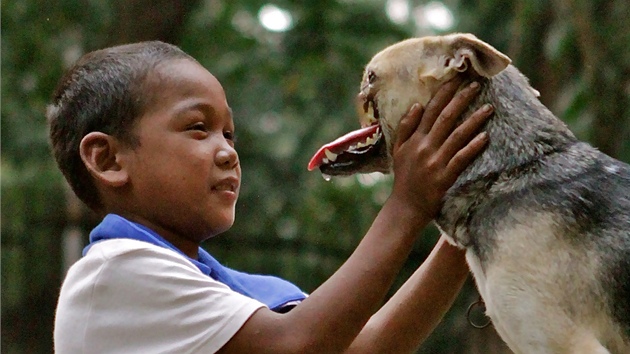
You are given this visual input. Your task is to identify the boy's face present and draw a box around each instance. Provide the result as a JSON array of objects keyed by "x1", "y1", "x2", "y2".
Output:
[{"x1": 119, "y1": 59, "x2": 240, "y2": 251}]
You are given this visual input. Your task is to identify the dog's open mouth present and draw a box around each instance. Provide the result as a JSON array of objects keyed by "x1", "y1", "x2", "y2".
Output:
[{"x1": 308, "y1": 96, "x2": 389, "y2": 176}]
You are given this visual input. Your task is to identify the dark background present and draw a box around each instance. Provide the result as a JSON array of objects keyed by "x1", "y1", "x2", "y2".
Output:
[{"x1": 3, "y1": 0, "x2": 629, "y2": 352}]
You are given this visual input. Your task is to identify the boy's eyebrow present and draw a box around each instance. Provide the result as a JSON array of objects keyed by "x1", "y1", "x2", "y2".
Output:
[
  {"x1": 172, "y1": 100, "x2": 233, "y2": 121},
  {"x1": 172, "y1": 100, "x2": 213, "y2": 116}
]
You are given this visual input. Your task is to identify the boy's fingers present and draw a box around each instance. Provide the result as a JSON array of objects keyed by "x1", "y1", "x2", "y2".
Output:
[
  {"x1": 427, "y1": 81, "x2": 482, "y2": 145},
  {"x1": 445, "y1": 132, "x2": 489, "y2": 180},
  {"x1": 394, "y1": 103, "x2": 423, "y2": 150},
  {"x1": 418, "y1": 76, "x2": 466, "y2": 134},
  {"x1": 439, "y1": 104, "x2": 493, "y2": 160}
]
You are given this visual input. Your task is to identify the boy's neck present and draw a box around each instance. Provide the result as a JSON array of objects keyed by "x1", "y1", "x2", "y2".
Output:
[{"x1": 112, "y1": 210, "x2": 201, "y2": 259}]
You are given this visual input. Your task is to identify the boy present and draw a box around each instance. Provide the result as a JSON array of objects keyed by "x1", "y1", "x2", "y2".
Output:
[{"x1": 49, "y1": 41, "x2": 492, "y2": 353}]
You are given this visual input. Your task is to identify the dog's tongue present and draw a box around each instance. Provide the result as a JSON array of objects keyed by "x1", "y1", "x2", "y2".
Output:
[{"x1": 308, "y1": 125, "x2": 379, "y2": 171}]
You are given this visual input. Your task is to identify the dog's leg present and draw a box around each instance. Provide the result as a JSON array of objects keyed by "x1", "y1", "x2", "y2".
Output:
[
  {"x1": 481, "y1": 285, "x2": 584, "y2": 354},
  {"x1": 481, "y1": 265, "x2": 604, "y2": 354},
  {"x1": 482, "y1": 274, "x2": 615, "y2": 354}
]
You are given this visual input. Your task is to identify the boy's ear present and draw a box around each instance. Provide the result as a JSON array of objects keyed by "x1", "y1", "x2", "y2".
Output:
[{"x1": 79, "y1": 132, "x2": 129, "y2": 187}]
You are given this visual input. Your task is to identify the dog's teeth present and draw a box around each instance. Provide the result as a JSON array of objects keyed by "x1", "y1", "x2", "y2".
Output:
[
  {"x1": 356, "y1": 141, "x2": 366, "y2": 148},
  {"x1": 365, "y1": 136, "x2": 375, "y2": 145},
  {"x1": 323, "y1": 158, "x2": 329, "y2": 164},
  {"x1": 324, "y1": 149, "x2": 338, "y2": 162},
  {"x1": 364, "y1": 101, "x2": 379, "y2": 125},
  {"x1": 367, "y1": 102, "x2": 375, "y2": 119}
]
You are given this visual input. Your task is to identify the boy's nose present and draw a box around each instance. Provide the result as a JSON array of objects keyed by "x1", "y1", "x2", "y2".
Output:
[{"x1": 215, "y1": 146, "x2": 239, "y2": 169}]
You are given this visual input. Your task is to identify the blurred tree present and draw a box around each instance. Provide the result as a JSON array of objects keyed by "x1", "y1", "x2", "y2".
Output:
[
  {"x1": 106, "y1": 0, "x2": 201, "y2": 46},
  {"x1": 2, "y1": 1, "x2": 83, "y2": 352},
  {"x1": 2, "y1": 0, "x2": 628, "y2": 353},
  {"x1": 553, "y1": 0, "x2": 630, "y2": 157}
]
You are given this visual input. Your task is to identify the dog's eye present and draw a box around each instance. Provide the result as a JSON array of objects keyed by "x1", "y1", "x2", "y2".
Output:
[{"x1": 368, "y1": 71, "x2": 377, "y2": 85}]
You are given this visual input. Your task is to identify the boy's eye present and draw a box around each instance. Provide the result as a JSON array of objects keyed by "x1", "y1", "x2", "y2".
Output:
[
  {"x1": 188, "y1": 122, "x2": 207, "y2": 131},
  {"x1": 224, "y1": 131, "x2": 236, "y2": 143}
]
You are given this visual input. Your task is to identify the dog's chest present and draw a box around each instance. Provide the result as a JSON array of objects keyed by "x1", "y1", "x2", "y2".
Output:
[
  {"x1": 456, "y1": 212, "x2": 629, "y2": 353},
  {"x1": 459, "y1": 216, "x2": 568, "y2": 352}
]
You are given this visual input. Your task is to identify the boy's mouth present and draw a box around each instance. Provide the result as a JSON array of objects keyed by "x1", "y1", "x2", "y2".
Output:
[{"x1": 213, "y1": 177, "x2": 239, "y2": 192}]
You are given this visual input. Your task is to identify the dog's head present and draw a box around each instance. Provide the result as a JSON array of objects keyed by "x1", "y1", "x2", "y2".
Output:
[{"x1": 308, "y1": 33, "x2": 511, "y2": 176}]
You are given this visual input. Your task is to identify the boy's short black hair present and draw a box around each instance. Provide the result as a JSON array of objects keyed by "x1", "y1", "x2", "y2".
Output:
[{"x1": 47, "y1": 41, "x2": 195, "y2": 211}]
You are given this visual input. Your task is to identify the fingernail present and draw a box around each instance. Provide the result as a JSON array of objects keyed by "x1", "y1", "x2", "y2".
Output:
[
  {"x1": 482, "y1": 104, "x2": 493, "y2": 112},
  {"x1": 479, "y1": 132, "x2": 489, "y2": 140},
  {"x1": 470, "y1": 81, "x2": 480, "y2": 90},
  {"x1": 411, "y1": 103, "x2": 420, "y2": 111}
]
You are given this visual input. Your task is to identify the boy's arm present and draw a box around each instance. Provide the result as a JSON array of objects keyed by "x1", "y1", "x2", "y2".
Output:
[
  {"x1": 346, "y1": 80, "x2": 497, "y2": 353},
  {"x1": 346, "y1": 237, "x2": 468, "y2": 354},
  {"x1": 218, "y1": 78, "x2": 490, "y2": 354}
]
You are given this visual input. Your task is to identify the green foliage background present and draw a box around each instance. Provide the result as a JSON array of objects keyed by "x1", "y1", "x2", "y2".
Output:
[{"x1": 2, "y1": 0, "x2": 629, "y2": 352}]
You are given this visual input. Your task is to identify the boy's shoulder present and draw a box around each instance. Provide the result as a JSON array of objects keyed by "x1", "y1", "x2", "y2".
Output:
[
  {"x1": 75, "y1": 238, "x2": 197, "y2": 274},
  {"x1": 86, "y1": 238, "x2": 189, "y2": 262},
  {"x1": 62, "y1": 238, "x2": 209, "y2": 296},
  {"x1": 55, "y1": 239, "x2": 266, "y2": 353}
]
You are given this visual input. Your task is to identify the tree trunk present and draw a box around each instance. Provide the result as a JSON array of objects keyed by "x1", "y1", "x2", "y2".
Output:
[{"x1": 106, "y1": 0, "x2": 201, "y2": 46}]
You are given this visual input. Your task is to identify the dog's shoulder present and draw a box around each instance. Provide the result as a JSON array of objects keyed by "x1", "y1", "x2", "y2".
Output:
[{"x1": 440, "y1": 141, "x2": 630, "y2": 264}]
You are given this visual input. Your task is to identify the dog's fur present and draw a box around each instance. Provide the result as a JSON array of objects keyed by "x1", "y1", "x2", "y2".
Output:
[{"x1": 318, "y1": 33, "x2": 630, "y2": 353}]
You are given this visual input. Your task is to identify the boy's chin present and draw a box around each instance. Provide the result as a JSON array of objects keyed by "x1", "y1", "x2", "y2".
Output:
[{"x1": 203, "y1": 216, "x2": 235, "y2": 239}]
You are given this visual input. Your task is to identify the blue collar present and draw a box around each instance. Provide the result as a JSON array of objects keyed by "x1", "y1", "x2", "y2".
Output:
[{"x1": 85, "y1": 214, "x2": 306, "y2": 311}]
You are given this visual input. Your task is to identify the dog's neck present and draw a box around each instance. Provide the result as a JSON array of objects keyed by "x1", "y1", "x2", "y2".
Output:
[
  {"x1": 453, "y1": 66, "x2": 578, "y2": 190},
  {"x1": 435, "y1": 66, "x2": 579, "y2": 250}
]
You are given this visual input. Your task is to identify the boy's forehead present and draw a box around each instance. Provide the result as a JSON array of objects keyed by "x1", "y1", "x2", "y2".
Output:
[
  {"x1": 148, "y1": 59, "x2": 228, "y2": 102},
  {"x1": 138, "y1": 59, "x2": 234, "y2": 123}
]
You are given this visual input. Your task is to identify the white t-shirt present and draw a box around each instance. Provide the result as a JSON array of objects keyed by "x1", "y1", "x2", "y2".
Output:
[{"x1": 54, "y1": 239, "x2": 266, "y2": 354}]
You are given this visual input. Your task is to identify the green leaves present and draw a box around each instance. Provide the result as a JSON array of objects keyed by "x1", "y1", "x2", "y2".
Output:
[{"x1": 3, "y1": 0, "x2": 629, "y2": 352}]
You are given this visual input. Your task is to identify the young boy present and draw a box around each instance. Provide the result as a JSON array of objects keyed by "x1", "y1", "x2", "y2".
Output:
[{"x1": 49, "y1": 41, "x2": 492, "y2": 353}]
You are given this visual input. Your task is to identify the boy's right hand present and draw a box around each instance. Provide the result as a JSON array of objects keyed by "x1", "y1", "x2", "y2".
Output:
[{"x1": 390, "y1": 78, "x2": 492, "y2": 222}]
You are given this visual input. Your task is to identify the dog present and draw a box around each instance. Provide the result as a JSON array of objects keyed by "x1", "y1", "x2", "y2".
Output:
[{"x1": 307, "y1": 33, "x2": 630, "y2": 354}]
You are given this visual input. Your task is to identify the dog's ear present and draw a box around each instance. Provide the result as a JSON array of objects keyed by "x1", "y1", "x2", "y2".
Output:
[{"x1": 447, "y1": 33, "x2": 511, "y2": 77}]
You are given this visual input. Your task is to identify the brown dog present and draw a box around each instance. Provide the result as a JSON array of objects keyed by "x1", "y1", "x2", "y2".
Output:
[{"x1": 309, "y1": 33, "x2": 630, "y2": 354}]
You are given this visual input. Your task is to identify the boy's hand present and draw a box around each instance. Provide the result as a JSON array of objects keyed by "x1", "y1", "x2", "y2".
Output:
[{"x1": 390, "y1": 77, "x2": 492, "y2": 221}]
